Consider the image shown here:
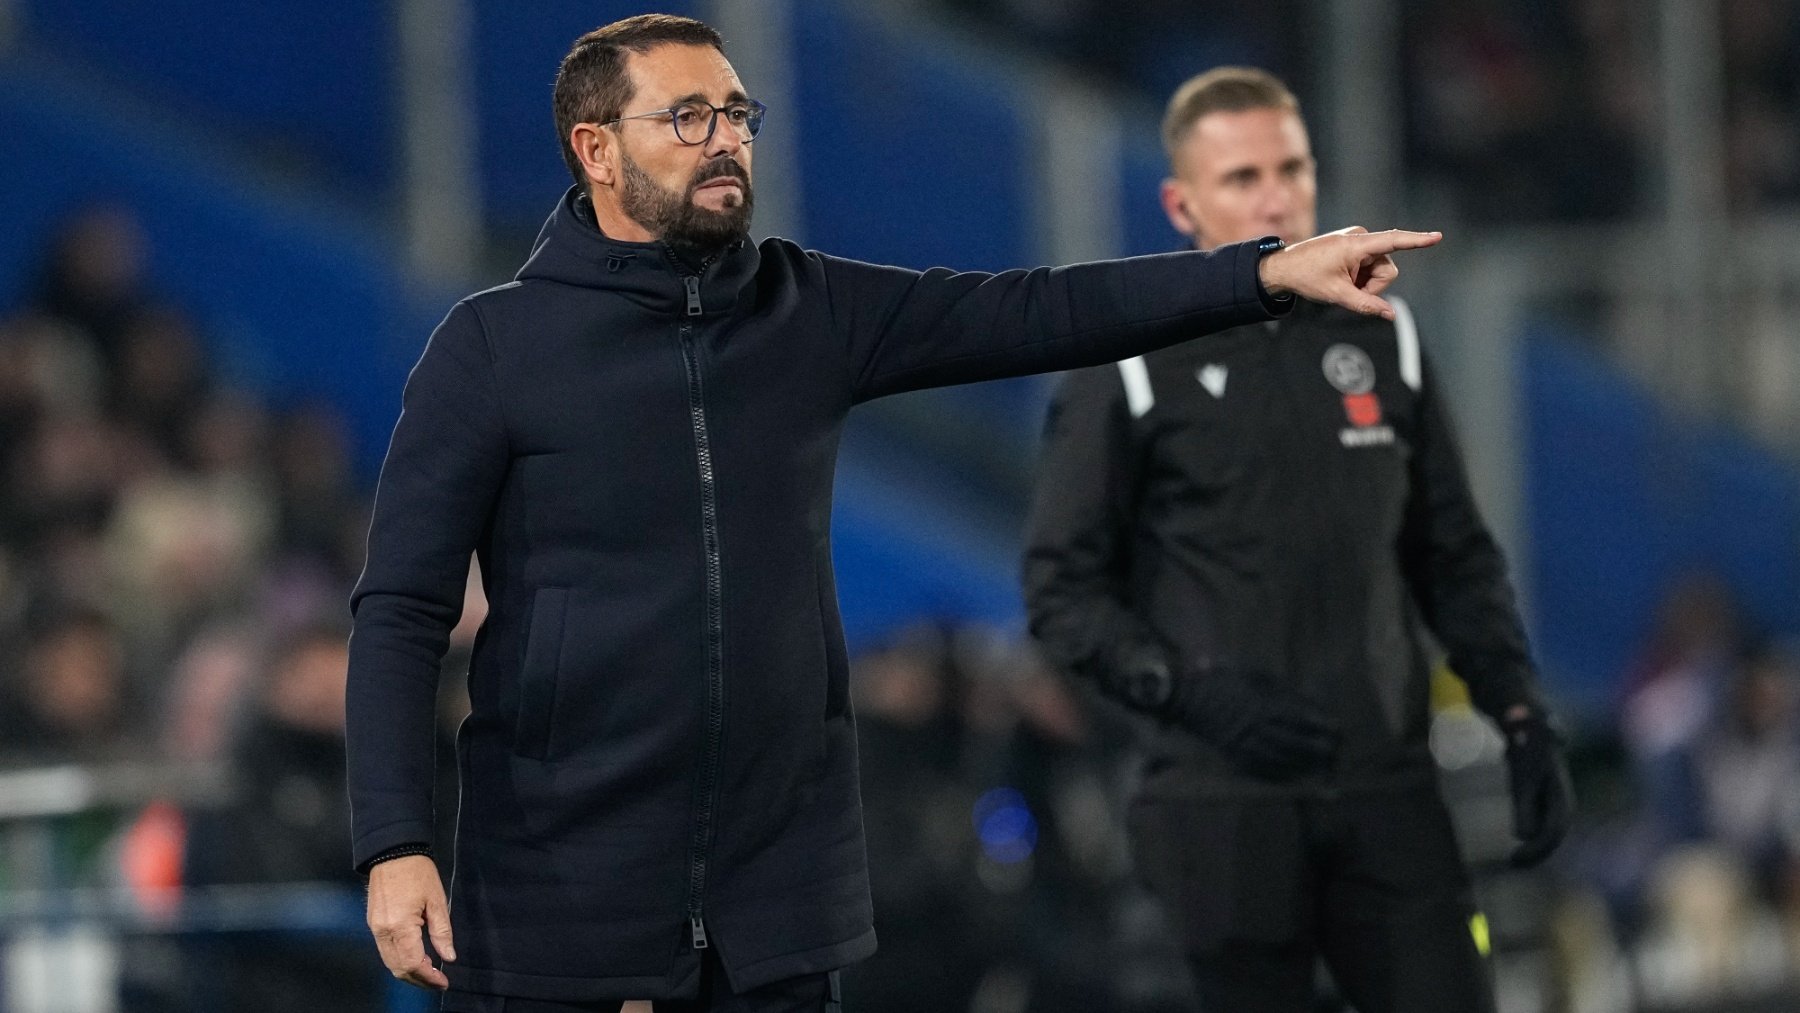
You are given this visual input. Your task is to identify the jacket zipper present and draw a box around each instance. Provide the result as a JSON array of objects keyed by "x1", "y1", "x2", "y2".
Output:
[{"x1": 675, "y1": 255, "x2": 722, "y2": 950}]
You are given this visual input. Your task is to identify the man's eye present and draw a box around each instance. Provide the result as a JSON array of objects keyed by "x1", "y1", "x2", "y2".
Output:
[
  {"x1": 676, "y1": 108, "x2": 703, "y2": 124},
  {"x1": 725, "y1": 106, "x2": 750, "y2": 123}
]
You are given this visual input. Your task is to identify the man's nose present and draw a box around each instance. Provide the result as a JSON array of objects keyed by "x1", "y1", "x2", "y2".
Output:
[
  {"x1": 1260, "y1": 182, "x2": 1296, "y2": 219},
  {"x1": 703, "y1": 117, "x2": 744, "y2": 160}
]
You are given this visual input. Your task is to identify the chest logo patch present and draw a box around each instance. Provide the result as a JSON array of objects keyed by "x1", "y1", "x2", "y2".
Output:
[
  {"x1": 1323, "y1": 343, "x2": 1392, "y2": 446},
  {"x1": 1197, "y1": 363, "x2": 1228, "y2": 398},
  {"x1": 1322, "y1": 344, "x2": 1375, "y2": 394}
]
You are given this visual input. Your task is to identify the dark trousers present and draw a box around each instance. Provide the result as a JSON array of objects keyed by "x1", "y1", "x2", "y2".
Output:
[
  {"x1": 442, "y1": 951, "x2": 842, "y2": 1013},
  {"x1": 1128, "y1": 785, "x2": 1496, "y2": 1013}
]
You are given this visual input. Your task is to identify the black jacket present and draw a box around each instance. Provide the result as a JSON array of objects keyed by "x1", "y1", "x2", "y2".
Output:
[
  {"x1": 1022, "y1": 299, "x2": 1540, "y2": 798},
  {"x1": 346, "y1": 188, "x2": 1285, "y2": 1001}
]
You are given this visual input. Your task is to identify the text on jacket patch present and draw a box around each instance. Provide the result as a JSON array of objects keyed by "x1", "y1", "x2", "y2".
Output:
[{"x1": 1340, "y1": 425, "x2": 1396, "y2": 448}]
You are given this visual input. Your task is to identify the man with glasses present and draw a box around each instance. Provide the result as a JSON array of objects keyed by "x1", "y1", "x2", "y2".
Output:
[
  {"x1": 348, "y1": 16, "x2": 1441, "y2": 1012},
  {"x1": 1022, "y1": 68, "x2": 1572, "y2": 1011}
]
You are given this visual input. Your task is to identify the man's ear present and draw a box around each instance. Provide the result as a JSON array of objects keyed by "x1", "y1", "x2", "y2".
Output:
[
  {"x1": 1160, "y1": 178, "x2": 1198, "y2": 239},
  {"x1": 571, "y1": 123, "x2": 614, "y2": 188}
]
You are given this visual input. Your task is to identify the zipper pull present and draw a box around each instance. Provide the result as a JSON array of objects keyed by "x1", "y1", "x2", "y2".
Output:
[
  {"x1": 684, "y1": 276, "x2": 702, "y2": 317},
  {"x1": 690, "y1": 913, "x2": 710, "y2": 949}
]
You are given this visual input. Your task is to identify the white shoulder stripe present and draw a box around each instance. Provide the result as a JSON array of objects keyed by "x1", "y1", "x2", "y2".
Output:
[
  {"x1": 1117, "y1": 356, "x2": 1154, "y2": 417},
  {"x1": 1392, "y1": 295, "x2": 1422, "y2": 391}
]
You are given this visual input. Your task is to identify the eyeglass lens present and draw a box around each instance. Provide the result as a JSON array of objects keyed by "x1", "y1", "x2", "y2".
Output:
[{"x1": 671, "y1": 102, "x2": 765, "y2": 144}]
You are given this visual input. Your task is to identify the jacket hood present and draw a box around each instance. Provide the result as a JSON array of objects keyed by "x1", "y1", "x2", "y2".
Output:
[{"x1": 515, "y1": 187, "x2": 761, "y2": 315}]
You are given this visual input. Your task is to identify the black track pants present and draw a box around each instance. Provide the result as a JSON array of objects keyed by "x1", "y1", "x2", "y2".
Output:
[
  {"x1": 442, "y1": 950, "x2": 842, "y2": 1013},
  {"x1": 1128, "y1": 786, "x2": 1496, "y2": 1013}
]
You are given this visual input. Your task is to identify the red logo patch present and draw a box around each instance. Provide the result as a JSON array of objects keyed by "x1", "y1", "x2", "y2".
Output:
[{"x1": 1343, "y1": 392, "x2": 1382, "y2": 427}]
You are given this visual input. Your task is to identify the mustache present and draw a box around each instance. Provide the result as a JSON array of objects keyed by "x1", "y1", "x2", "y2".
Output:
[{"x1": 688, "y1": 157, "x2": 750, "y2": 191}]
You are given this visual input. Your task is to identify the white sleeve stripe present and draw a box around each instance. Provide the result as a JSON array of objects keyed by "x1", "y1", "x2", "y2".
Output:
[
  {"x1": 1392, "y1": 295, "x2": 1422, "y2": 391},
  {"x1": 1117, "y1": 356, "x2": 1155, "y2": 417}
]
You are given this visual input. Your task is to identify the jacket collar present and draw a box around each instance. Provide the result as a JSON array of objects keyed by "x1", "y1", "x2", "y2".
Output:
[{"x1": 515, "y1": 187, "x2": 760, "y2": 316}]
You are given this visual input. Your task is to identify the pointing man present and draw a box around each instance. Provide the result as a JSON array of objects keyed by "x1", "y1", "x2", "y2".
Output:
[{"x1": 349, "y1": 19, "x2": 1440, "y2": 1012}]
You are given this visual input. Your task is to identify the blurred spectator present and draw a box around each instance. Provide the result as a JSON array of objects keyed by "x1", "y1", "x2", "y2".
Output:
[
  {"x1": 105, "y1": 394, "x2": 276, "y2": 659},
  {"x1": 1404, "y1": 0, "x2": 1648, "y2": 223},
  {"x1": 1620, "y1": 574, "x2": 1747, "y2": 851},
  {"x1": 1634, "y1": 847, "x2": 1790, "y2": 1006},
  {"x1": 186, "y1": 624, "x2": 354, "y2": 883},
  {"x1": 270, "y1": 404, "x2": 360, "y2": 572},
  {"x1": 1693, "y1": 644, "x2": 1800, "y2": 914},
  {"x1": 180, "y1": 623, "x2": 382, "y2": 1013},
  {"x1": 1721, "y1": 0, "x2": 1800, "y2": 210},
  {"x1": 29, "y1": 205, "x2": 152, "y2": 362},
  {"x1": 4, "y1": 411, "x2": 123, "y2": 553},
  {"x1": 0, "y1": 607, "x2": 137, "y2": 763},
  {"x1": 156, "y1": 624, "x2": 262, "y2": 764},
  {"x1": 106, "y1": 306, "x2": 213, "y2": 466}
]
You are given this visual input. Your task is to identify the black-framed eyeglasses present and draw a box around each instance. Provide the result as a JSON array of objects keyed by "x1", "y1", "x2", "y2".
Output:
[{"x1": 602, "y1": 99, "x2": 767, "y2": 146}]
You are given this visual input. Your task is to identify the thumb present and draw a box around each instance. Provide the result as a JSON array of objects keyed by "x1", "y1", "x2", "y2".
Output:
[
  {"x1": 425, "y1": 888, "x2": 456, "y2": 962},
  {"x1": 1332, "y1": 282, "x2": 1395, "y2": 320}
]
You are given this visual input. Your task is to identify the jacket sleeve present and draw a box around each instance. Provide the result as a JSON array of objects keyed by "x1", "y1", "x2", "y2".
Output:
[
  {"x1": 816, "y1": 241, "x2": 1284, "y2": 403},
  {"x1": 1398, "y1": 352, "x2": 1543, "y2": 722},
  {"x1": 1021, "y1": 367, "x2": 1171, "y2": 697},
  {"x1": 345, "y1": 300, "x2": 509, "y2": 870}
]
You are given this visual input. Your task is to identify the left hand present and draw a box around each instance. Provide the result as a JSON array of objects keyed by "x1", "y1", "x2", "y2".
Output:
[
  {"x1": 1258, "y1": 226, "x2": 1442, "y2": 320},
  {"x1": 1500, "y1": 706, "x2": 1574, "y2": 868}
]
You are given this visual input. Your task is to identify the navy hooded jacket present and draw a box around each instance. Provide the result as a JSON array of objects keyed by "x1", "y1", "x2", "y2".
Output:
[{"x1": 346, "y1": 188, "x2": 1285, "y2": 1001}]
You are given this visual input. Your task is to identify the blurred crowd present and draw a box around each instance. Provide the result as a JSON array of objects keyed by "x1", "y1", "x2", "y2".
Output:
[
  {"x1": 842, "y1": 623, "x2": 1197, "y2": 1013},
  {"x1": 939, "y1": 0, "x2": 1800, "y2": 223},
  {"x1": 0, "y1": 205, "x2": 396, "y2": 1011},
  {"x1": 0, "y1": 206, "x2": 374, "y2": 772},
  {"x1": 848, "y1": 595, "x2": 1800, "y2": 1012},
  {"x1": 1557, "y1": 575, "x2": 1800, "y2": 1010}
]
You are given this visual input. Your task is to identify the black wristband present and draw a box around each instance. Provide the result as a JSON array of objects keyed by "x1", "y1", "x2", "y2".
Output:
[
  {"x1": 360, "y1": 842, "x2": 433, "y2": 878},
  {"x1": 1103, "y1": 639, "x2": 1176, "y2": 714},
  {"x1": 1254, "y1": 235, "x2": 1295, "y2": 311}
]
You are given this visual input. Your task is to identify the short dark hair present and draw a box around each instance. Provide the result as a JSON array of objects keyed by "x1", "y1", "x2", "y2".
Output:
[
  {"x1": 553, "y1": 14, "x2": 726, "y2": 194},
  {"x1": 1162, "y1": 67, "x2": 1302, "y2": 167}
]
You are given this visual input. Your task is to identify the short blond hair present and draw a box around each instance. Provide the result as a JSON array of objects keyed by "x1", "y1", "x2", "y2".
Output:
[{"x1": 1162, "y1": 67, "x2": 1302, "y2": 165}]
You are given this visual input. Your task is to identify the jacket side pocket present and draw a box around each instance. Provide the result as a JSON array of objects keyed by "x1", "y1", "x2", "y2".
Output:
[
  {"x1": 815, "y1": 551, "x2": 849, "y2": 721},
  {"x1": 514, "y1": 587, "x2": 569, "y2": 760}
]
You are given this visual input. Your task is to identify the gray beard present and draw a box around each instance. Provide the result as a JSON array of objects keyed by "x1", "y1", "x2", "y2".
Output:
[{"x1": 619, "y1": 152, "x2": 754, "y2": 259}]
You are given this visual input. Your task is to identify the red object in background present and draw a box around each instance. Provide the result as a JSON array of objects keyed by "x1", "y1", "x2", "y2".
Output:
[
  {"x1": 121, "y1": 799, "x2": 185, "y2": 922},
  {"x1": 1343, "y1": 392, "x2": 1382, "y2": 427}
]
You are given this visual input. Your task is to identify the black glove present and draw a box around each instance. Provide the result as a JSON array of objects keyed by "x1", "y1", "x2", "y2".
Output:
[
  {"x1": 1500, "y1": 707, "x2": 1574, "y2": 869},
  {"x1": 1100, "y1": 642, "x2": 1338, "y2": 780},
  {"x1": 1168, "y1": 667, "x2": 1341, "y2": 780}
]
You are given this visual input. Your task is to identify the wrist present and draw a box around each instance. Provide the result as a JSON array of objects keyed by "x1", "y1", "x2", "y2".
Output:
[
  {"x1": 1254, "y1": 236, "x2": 1295, "y2": 306},
  {"x1": 1108, "y1": 640, "x2": 1175, "y2": 714},
  {"x1": 360, "y1": 842, "x2": 433, "y2": 878},
  {"x1": 1500, "y1": 705, "x2": 1561, "y2": 750}
]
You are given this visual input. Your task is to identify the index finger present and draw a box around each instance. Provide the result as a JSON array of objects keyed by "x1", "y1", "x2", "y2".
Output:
[
  {"x1": 375, "y1": 926, "x2": 447, "y2": 989},
  {"x1": 1355, "y1": 229, "x2": 1443, "y2": 253}
]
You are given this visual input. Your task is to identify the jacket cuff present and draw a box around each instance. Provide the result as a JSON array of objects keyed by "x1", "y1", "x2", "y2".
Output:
[
  {"x1": 357, "y1": 842, "x2": 434, "y2": 878},
  {"x1": 351, "y1": 818, "x2": 436, "y2": 873}
]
